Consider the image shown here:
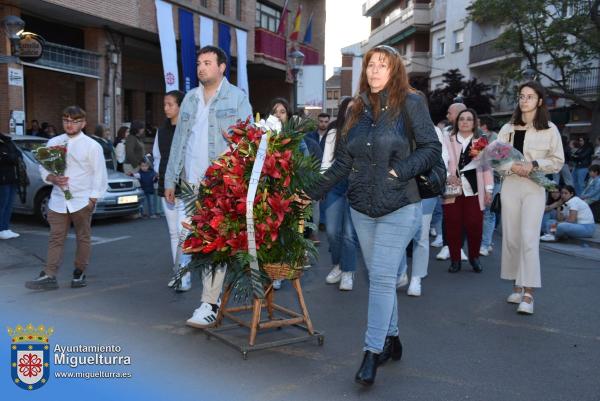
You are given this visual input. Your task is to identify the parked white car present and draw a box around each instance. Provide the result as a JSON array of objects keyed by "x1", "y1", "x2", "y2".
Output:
[{"x1": 11, "y1": 135, "x2": 145, "y2": 225}]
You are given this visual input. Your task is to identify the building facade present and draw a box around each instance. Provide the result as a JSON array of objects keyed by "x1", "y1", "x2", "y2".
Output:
[{"x1": 0, "y1": 0, "x2": 325, "y2": 138}]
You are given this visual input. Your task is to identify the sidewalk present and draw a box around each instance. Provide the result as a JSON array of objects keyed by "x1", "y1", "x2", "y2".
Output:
[{"x1": 540, "y1": 223, "x2": 600, "y2": 262}]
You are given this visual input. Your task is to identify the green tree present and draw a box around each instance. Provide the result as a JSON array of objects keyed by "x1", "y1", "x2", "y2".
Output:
[
  {"x1": 427, "y1": 69, "x2": 495, "y2": 123},
  {"x1": 470, "y1": 0, "x2": 600, "y2": 134}
]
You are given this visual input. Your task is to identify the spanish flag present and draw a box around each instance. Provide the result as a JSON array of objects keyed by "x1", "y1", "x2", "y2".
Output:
[{"x1": 289, "y1": 5, "x2": 302, "y2": 42}]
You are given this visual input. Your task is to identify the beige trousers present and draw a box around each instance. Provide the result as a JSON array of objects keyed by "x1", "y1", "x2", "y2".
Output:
[
  {"x1": 201, "y1": 265, "x2": 226, "y2": 304},
  {"x1": 500, "y1": 175, "x2": 546, "y2": 288},
  {"x1": 45, "y1": 206, "x2": 93, "y2": 276}
]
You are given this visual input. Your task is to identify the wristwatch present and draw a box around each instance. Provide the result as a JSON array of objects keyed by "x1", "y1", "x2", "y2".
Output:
[{"x1": 531, "y1": 160, "x2": 539, "y2": 170}]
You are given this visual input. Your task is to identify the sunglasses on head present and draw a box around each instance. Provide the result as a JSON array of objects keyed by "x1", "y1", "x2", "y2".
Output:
[{"x1": 373, "y1": 45, "x2": 400, "y2": 56}]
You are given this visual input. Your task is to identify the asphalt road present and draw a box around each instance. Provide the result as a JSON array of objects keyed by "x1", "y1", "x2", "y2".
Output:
[{"x1": 1, "y1": 213, "x2": 599, "y2": 401}]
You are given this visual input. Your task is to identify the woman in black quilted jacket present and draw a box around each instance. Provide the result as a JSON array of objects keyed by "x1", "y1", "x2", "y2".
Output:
[{"x1": 308, "y1": 45, "x2": 441, "y2": 386}]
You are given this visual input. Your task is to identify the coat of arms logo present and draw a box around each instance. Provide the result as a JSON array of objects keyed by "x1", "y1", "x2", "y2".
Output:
[{"x1": 8, "y1": 323, "x2": 54, "y2": 390}]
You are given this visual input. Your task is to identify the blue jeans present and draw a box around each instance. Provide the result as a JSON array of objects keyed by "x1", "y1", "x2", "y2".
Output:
[
  {"x1": 573, "y1": 167, "x2": 588, "y2": 196},
  {"x1": 481, "y1": 182, "x2": 501, "y2": 248},
  {"x1": 323, "y1": 192, "x2": 358, "y2": 272},
  {"x1": 556, "y1": 222, "x2": 595, "y2": 239},
  {"x1": 541, "y1": 210, "x2": 557, "y2": 234},
  {"x1": 398, "y1": 199, "x2": 434, "y2": 279},
  {"x1": 351, "y1": 203, "x2": 421, "y2": 353},
  {"x1": 430, "y1": 196, "x2": 443, "y2": 236},
  {"x1": 0, "y1": 185, "x2": 16, "y2": 231},
  {"x1": 142, "y1": 192, "x2": 156, "y2": 216}
]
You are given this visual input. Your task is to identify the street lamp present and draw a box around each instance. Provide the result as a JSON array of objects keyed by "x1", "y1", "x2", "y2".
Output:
[
  {"x1": 288, "y1": 48, "x2": 305, "y2": 113},
  {"x1": 1, "y1": 15, "x2": 25, "y2": 58}
]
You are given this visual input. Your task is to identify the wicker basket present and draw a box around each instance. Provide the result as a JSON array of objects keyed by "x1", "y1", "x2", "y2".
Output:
[{"x1": 262, "y1": 262, "x2": 304, "y2": 281}]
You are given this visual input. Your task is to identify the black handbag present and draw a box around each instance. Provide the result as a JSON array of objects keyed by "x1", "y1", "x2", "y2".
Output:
[
  {"x1": 402, "y1": 109, "x2": 447, "y2": 199},
  {"x1": 490, "y1": 193, "x2": 501, "y2": 214}
]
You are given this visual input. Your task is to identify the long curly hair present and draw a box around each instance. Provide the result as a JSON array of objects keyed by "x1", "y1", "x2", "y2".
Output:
[{"x1": 343, "y1": 45, "x2": 411, "y2": 135}]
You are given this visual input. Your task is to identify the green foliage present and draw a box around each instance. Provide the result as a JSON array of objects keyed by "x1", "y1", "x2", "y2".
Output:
[
  {"x1": 469, "y1": 0, "x2": 600, "y2": 107},
  {"x1": 428, "y1": 69, "x2": 496, "y2": 123}
]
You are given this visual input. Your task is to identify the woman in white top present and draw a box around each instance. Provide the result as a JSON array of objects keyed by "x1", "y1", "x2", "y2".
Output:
[
  {"x1": 541, "y1": 185, "x2": 595, "y2": 241},
  {"x1": 497, "y1": 81, "x2": 564, "y2": 315}
]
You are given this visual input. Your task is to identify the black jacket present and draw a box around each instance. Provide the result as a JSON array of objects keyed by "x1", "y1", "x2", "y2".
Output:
[
  {"x1": 572, "y1": 143, "x2": 593, "y2": 168},
  {"x1": 0, "y1": 134, "x2": 20, "y2": 185},
  {"x1": 156, "y1": 119, "x2": 176, "y2": 196},
  {"x1": 308, "y1": 92, "x2": 441, "y2": 218}
]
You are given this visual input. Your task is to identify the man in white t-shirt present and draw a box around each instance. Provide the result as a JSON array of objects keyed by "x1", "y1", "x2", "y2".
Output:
[{"x1": 541, "y1": 185, "x2": 595, "y2": 241}]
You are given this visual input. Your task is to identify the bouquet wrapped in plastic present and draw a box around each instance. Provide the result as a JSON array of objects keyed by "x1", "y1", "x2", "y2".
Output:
[
  {"x1": 33, "y1": 145, "x2": 73, "y2": 200},
  {"x1": 462, "y1": 140, "x2": 557, "y2": 191}
]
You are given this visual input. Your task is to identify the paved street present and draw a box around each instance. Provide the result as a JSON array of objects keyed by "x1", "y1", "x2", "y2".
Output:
[{"x1": 1, "y1": 214, "x2": 599, "y2": 401}]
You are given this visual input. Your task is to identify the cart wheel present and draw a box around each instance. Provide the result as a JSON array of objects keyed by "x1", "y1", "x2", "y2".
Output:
[
  {"x1": 242, "y1": 351, "x2": 248, "y2": 360},
  {"x1": 317, "y1": 335, "x2": 324, "y2": 346}
]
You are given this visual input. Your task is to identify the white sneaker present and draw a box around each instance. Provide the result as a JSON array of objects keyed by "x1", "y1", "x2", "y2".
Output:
[
  {"x1": 407, "y1": 277, "x2": 422, "y2": 297},
  {"x1": 429, "y1": 228, "x2": 437, "y2": 237},
  {"x1": 396, "y1": 272, "x2": 409, "y2": 289},
  {"x1": 540, "y1": 233, "x2": 556, "y2": 242},
  {"x1": 431, "y1": 235, "x2": 443, "y2": 248},
  {"x1": 517, "y1": 294, "x2": 534, "y2": 314},
  {"x1": 0, "y1": 230, "x2": 19, "y2": 240},
  {"x1": 479, "y1": 246, "x2": 489, "y2": 256},
  {"x1": 339, "y1": 272, "x2": 354, "y2": 291},
  {"x1": 461, "y1": 249, "x2": 468, "y2": 261},
  {"x1": 436, "y1": 246, "x2": 450, "y2": 260},
  {"x1": 325, "y1": 264, "x2": 342, "y2": 284},
  {"x1": 272, "y1": 279, "x2": 282, "y2": 290},
  {"x1": 186, "y1": 302, "x2": 218, "y2": 328},
  {"x1": 507, "y1": 290, "x2": 523, "y2": 304}
]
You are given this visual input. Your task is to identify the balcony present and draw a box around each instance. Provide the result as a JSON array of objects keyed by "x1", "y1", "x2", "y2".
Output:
[
  {"x1": 364, "y1": 3, "x2": 431, "y2": 49},
  {"x1": 469, "y1": 39, "x2": 518, "y2": 68},
  {"x1": 362, "y1": 0, "x2": 398, "y2": 17},
  {"x1": 298, "y1": 44, "x2": 319, "y2": 65},
  {"x1": 403, "y1": 51, "x2": 431, "y2": 75},
  {"x1": 254, "y1": 28, "x2": 286, "y2": 65},
  {"x1": 566, "y1": 67, "x2": 600, "y2": 97},
  {"x1": 23, "y1": 41, "x2": 101, "y2": 78}
]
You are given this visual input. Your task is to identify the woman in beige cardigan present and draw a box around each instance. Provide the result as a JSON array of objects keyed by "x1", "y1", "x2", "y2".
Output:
[{"x1": 497, "y1": 81, "x2": 564, "y2": 315}]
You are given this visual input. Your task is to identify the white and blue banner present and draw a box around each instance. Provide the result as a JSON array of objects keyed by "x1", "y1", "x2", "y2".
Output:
[
  {"x1": 235, "y1": 28, "x2": 249, "y2": 96},
  {"x1": 178, "y1": 8, "x2": 197, "y2": 92},
  {"x1": 199, "y1": 15, "x2": 214, "y2": 48},
  {"x1": 155, "y1": 0, "x2": 179, "y2": 91}
]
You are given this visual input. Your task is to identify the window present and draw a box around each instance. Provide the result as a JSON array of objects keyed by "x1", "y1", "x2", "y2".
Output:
[
  {"x1": 437, "y1": 37, "x2": 445, "y2": 57},
  {"x1": 236, "y1": 0, "x2": 242, "y2": 20},
  {"x1": 256, "y1": 2, "x2": 281, "y2": 32},
  {"x1": 200, "y1": 0, "x2": 208, "y2": 6},
  {"x1": 327, "y1": 90, "x2": 333, "y2": 100},
  {"x1": 219, "y1": 0, "x2": 226, "y2": 15},
  {"x1": 453, "y1": 29, "x2": 464, "y2": 51}
]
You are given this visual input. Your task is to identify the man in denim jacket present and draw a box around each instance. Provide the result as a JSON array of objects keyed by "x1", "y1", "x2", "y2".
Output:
[{"x1": 164, "y1": 46, "x2": 252, "y2": 327}]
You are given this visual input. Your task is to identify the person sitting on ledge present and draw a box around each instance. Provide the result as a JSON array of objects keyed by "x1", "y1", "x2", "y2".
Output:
[{"x1": 541, "y1": 185, "x2": 596, "y2": 242}]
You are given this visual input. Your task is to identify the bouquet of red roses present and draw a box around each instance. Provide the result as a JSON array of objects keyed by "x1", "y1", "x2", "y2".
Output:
[
  {"x1": 180, "y1": 116, "x2": 320, "y2": 299},
  {"x1": 33, "y1": 145, "x2": 73, "y2": 200}
]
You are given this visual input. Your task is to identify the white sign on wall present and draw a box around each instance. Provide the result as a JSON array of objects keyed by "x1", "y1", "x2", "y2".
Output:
[
  {"x1": 297, "y1": 65, "x2": 325, "y2": 109},
  {"x1": 8, "y1": 68, "x2": 23, "y2": 87}
]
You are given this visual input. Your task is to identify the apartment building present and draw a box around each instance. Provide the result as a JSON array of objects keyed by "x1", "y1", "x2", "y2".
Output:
[{"x1": 0, "y1": 0, "x2": 325, "y2": 136}]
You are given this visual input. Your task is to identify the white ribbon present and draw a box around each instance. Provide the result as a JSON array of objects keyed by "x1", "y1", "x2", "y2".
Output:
[{"x1": 246, "y1": 130, "x2": 270, "y2": 273}]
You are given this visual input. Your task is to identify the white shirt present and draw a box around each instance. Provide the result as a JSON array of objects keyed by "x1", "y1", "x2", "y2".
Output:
[
  {"x1": 456, "y1": 134, "x2": 476, "y2": 196},
  {"x1": 183, "y1": 81, "x2": 222, "y2": 185},
  {"x1": 320, "y1": 128, "x2": 337, "y2": 172},
  {"x1": 40, "y1": 133, "x2": 108, "y2": 213},
  {"x1": 564, "y1": 196, "x2": 595, "y2": 224}
]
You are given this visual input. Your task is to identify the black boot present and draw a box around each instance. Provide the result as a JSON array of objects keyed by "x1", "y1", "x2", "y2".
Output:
[
  {"x1": 448, "y1": 261, "x2": 461, "y2": 273},
  {"x1": 470, "y1": 258, "x2": 483, "y2": 273},
  {"x1": 379, "y1": 336, "x2": 403, "y2": 365},
  {"x1": 355, "y1": 351, "x2": 379, "y2": 386}
]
